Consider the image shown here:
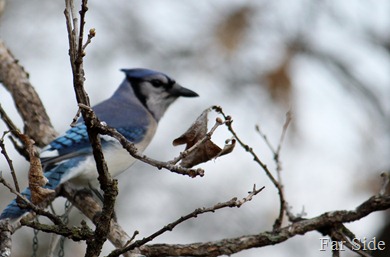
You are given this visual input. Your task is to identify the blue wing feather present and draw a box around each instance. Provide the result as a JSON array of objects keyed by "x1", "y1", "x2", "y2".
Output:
[
  {"x1": 1, "y1": 90, "x2": 152, "y2": 220},
  {"x1": 0, "y1": 123, "x2": 148, "y2": 220},
  {"x1": 116, "y1": 127, "x2": 146, "y2": 143},
  {"x1": 48, "y1": 124, "x2": 89, "y2": 153},
  {"x1": 41, "y1": 123, "x2": 147, "y2": 168}
]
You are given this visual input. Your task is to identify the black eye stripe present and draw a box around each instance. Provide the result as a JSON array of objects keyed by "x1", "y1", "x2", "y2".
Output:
[
  {"x1": 150, "y1": 79, "x2": 163, "y2": 87},
  {"x1": 150, "y1": 78, "x2": 175, "y2": 90}
]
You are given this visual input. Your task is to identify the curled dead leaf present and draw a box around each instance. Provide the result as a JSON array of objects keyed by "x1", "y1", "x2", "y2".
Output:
[
  {"x1": 173, "y1": 108, "x2": 235, "y2": 168},
  {"x1": 20, "y1": 134, "x2": 55, "y2": 204}
]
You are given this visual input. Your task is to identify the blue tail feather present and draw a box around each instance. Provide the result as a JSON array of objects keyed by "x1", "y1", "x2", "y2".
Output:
[
  {"x1": 0, "y1": 188, "x2": 33, "y2": 220},
  {"x1": 0, "y1": 158, "x2": 83, "y2": 220},
  {"x1": 0, "y1": 168, "x2": 61, "y2": 220}
]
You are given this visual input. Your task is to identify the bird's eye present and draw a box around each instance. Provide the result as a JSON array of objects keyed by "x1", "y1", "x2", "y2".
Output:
[{"x1": 151, "y1": 79, "x2": 164, "y2": 88}]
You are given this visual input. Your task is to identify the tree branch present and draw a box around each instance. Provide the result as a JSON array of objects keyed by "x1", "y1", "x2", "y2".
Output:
[
  {"x1": 0, "y1": 220, "x2": 12, "y2": 257},
  {"x1": 0, "y1": 40, "x2": 57, "y2": 146},
  {"x1": 255, "y1": 111, "x2": 293, "y2": 225},
  {"x1": 108, "y1": 185, "x2": 265, "y2": 257},
  {"x1": 20, "y1": 219, "x2": 93, "y2": 242},
  {"x1": 214, "y1": 105, "x2": 287, "y2": 229},
  {"x1": 0, "y1": 131, "x2": 20, "y2": 192},
  {"x1": 64, "y1": 1, "x2": 116, "y2": 256},
  {"x1": 0, "y1": 174, "x2": 61, "y2": 226},
  {"x1": 59, "y1": 183, "x2": 133, "y2": 250},
  {"x1": 78, "y1": 103, "x2": 205, "y2": 178},
  {"x1": 139, "y1": 194, "x2": 390, "y2": 257}
]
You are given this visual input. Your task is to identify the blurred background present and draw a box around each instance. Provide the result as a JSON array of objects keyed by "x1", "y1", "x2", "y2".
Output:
[{"x1": 0, "y1": 0, "x2": 389, "y2": 256}]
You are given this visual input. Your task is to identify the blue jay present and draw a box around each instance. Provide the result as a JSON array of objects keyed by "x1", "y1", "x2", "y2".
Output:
[{"x1": 0, "y1": 68, "x2": 198, "y2": 220}]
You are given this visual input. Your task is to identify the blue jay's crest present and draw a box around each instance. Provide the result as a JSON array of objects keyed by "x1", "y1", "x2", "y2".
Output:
[
  {"x1": 0, "y1": 68, "x2": 198, "y2": 220},
  {"x1": 121, "y1": 68, "x2": 168, "y2": 80}
]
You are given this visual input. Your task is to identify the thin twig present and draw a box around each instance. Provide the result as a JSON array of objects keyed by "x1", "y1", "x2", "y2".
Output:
[
  {"x1": 275, "y1": 111, "x2": 292, "y2": 162},
  {"x1": 255, "y1": 111, "x2": 291, "y2": 179},
  {"x1": 64, "y1": 1, "x2": 116, "y2": 256},
  {"x1": 21, "y1": 220, "x2": 93, "y2": 241},
  {"x1": 267, "y1": 111, "x2": 292, "y2": 225},
  {"x1": 70, "y1": 107, "x2": 82, "y2": 127},
  {"x1": 139, "y1": 194, "x2": 390, "y2": 257},
  {"x1": 0, "y1": 132, "x2": 20, "y2": 193},
  {"x1": 329, "y1": 229, "x2": 374, "y2": 257},
  {"x1": 285, "y1": 205, "x2": 306, "y2": 222},
  {"x1": 0, "y1": 104, "x2": 29, "y2": 159},
  {"x1": 0, "y1": 105, "x2": 21, "y2": 140},
  {"x1": 0, "y1": 175, "x2": 62, "y2": 225},
  {"x1": 272, "y1": 112, "x2": 292, "y2": 225},
  {"x1": 108, "y1": 185, "x2": 265, "y2": 257},
  {"x1": 213, "y1": 106, "x2": 278, "y2": 185},
  {"x1": 77, "y1": 0, "x2": 88, "y2": 59},
  {"x1": 78, "y1": 103, "x2": 205, "y2": 178},
  {"x1": 379, "y1": 172, "x2": 390, "y2": 196},
  {"x1": 64, "y1": 0, "x2": 76, "y2": 69},
  {"x1": 101, "y1": 123, "x2": 205, "y2": 177},
  {"x1": 82, "y1": 28, "x2": 96, "y2": 50},
  {"x1": 124, "y1": 231, "x2": 140, "y2": 248},
  {"x1": 213, "y1": 105, "x2": 286, "y2": 229},
  {"x1": 255, "y1": 124, "x2": 276, "y2": 153},
  {"x1": 58, "y1": 183, "x2": 134, "y2": 254}
]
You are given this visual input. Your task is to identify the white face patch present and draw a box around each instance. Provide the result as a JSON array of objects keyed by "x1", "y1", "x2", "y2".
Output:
[{"x1": 137, "y1": 80, "x2": 178, "y2": 121}]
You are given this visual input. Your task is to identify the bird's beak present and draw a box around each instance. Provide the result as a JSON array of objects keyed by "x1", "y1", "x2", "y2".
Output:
[{"x1": 171, "y1": 83, "x2": 199, "y2": 97}]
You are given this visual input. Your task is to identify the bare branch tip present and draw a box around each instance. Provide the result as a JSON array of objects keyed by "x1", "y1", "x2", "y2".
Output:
[
  {"x1": 379, "y1": 171, "x2": 390, "y2": 195},
  {"x1": 89, "y1": 28, "x2": 96, "y2": 37},
  {"x1": 211, "y1": 105, "x2": 222, "y2": 113},
  {"x1": 215, "y1": 117, "x2": 223, "y2": 125}
]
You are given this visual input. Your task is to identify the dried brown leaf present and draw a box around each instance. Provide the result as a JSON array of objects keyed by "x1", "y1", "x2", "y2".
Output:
[
  {"x1": 173, "y1": 108, "x2": 235, "y2": 168},
  {"x1": 20, "y1": 134, "x2": 55, "y2": 204},
  {"x1": 173, "y1": 108, "x2": 208, "y2": 148}
]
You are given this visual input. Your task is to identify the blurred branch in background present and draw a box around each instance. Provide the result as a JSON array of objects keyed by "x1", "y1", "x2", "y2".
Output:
[
  {"x1": 297, "y1": 42, "x2": 388, "y2": 120},
  {"x1": 0, "y1": 41, "x2": 57, "y2": 147}
]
